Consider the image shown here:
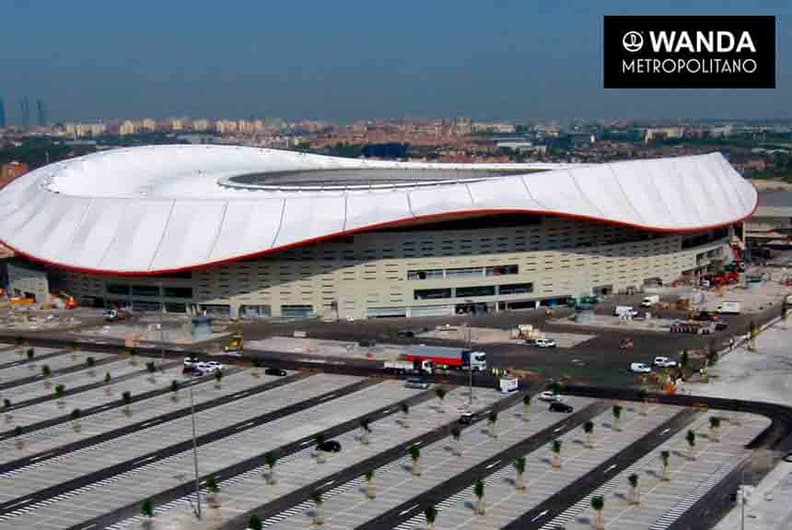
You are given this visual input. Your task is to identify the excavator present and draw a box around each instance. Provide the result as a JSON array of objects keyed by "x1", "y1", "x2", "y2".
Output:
[{"x1": 224, "y1": 331, "x2": 244, "y2": 353}]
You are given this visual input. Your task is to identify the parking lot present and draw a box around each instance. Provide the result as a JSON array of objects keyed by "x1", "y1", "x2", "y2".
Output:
[{"x1": 0, "y1": 344, "x2": 776, "y2": 530}]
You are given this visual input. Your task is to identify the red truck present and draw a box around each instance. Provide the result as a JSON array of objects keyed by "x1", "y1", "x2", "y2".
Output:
[{"x1": 405, "y1": 345, "x2": 488, "y2": 371}]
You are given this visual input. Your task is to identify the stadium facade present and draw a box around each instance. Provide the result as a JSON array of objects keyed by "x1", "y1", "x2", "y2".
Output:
[{"x1": 0, "y1": 146, "x2": 757, "y2": 319}]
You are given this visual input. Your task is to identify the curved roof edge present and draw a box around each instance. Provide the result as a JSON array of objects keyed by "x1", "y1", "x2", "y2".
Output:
[
  {"x1": 0, "y1": 148, "x2": 758, "y2": 275},
  {"x1": 1, "y1": 204, "x2": 756, "y2": 277}
]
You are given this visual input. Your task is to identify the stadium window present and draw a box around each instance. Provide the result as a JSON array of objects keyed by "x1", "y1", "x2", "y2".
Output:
[
  {"x1": 484, "y1": 264, "x2": 518, "y2": 276},
  {"x1": 455, "y1": 285, "x2": 495, "y2": 298},
  {"x1": 414, "y1": 288, "x2": 452, "y2": 300},
  {"x1": 445, "y1": 267, "x2": 484, "y2": 279},
  {"x1": 163, "y1": 286, "x2": 193, "y2": 299},
  {"x1": 106, "y1": 283, "x2": 129, "y2": 295},
  {"x1": 407, "y1": 269, "x2": 444, "y2": 280},
  {"x1": 498, "y1": 283, "x2": 534, "y2": 295},
  {"x1": 130, "y1": 285, "x2": 160, "y2": 297}
]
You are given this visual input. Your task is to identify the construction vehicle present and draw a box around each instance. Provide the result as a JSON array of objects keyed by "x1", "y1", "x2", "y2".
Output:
[{"x1": 224, "y1": 332, "x2": 244, "y2": 353}]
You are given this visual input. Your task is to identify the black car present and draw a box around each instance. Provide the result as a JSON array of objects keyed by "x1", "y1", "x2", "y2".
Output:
[
  {"x1": 549, "y1": 402, "x2": 574, "y2": 413},
  {"x1": 317, "y1": 440, "x2": 342, "y2": 452},
  {"x1": 264, "y1": 367, "x2": 287, "y2": 376},
  {"x1": 715, "y1": 321, "x2": 728, "y2": 331}
]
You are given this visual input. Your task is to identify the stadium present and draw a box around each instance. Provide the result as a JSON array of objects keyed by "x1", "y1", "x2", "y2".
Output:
[{"x1": 0, "y1": 145, "x2": 757, "y2": 320}]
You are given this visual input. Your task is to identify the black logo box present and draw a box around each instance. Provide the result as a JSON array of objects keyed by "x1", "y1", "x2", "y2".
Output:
[{"x1": 604, "y1": 15, "x2": 775, "y2": 89}]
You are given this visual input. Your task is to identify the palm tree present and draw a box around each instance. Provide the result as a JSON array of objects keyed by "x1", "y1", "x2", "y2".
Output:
[
  {"x1": 264, "y1": 453, "x2": 278, "y2": 484},
  {"x1": 310, "y1": 490, "x2": 324, "y2": 525},
  {"x1": 315, "y1": 433, "x2": 326, "y2": 463},
  {"x1": 522, "y1": 394, "x2": 531, "y2": 421},
  {"x1": 424, "y1": 504, "x2": 439, "y2": 529},
  {"x1": 612, "y1": 404, "x2": 623, "y2": 431},
  {"x1": 686, "y1": 429, "x2": 696, "y2": 460},
  {"x1": 365, "y1": 469, "x2": 376, "y2": 499},
  {"x1": 205, "y1": 474, "x2": 220, "y2": 507},
  {"x1": 26, "y1": 348, "x2": 34, "y2": 362},
  {"x1": 122, "y1": 390, "x2": 133, "y2": 416},
  {"x1": 488, "y1": 409, "x2": 499, "y2": 438},
  {"x1": 214, "y1": 369, "x2": 223, "y2": 388},
  {"x1": 661, "y1": 450, "x2": 671, "y2": 481},
  {"x1": 146, "y1": 361, "x2": 156, "y2": 373},
  {"x1": 583, "y1": 420, "x2": 595, "y2": 448},
  {"x1": 628, "y1": 473, "x2": 639, "y2": 505},
  {"x1": 637, "y1": 388, "x2": 648, "y2": 415},
  {"x1": 709, "y1": 416, "x2": 721, "y2": 442},
  {"x1": 513, "y1": 456, "x2": 527, "y2": 490},
  {"x1": 749, "y1": 319, "x2": 758, "y2": 341},
  {"x1": 140, "y1": 498, "x2": 154, "y2": 519},
  {"x1": 170, "y1": 380, "x2": 180, "y2": 402},
  {"x1": 55, "y1": 384, "x2": 66, "y2": 408},
  {"x1": 680, "y1": 349, "x2": 690, "y2": 371},
  {"x1": 435, "y1": 388, "x2": 447, "y2": 412},
  {"x1": 473, "y1": 479, "x2": 485, "y2": 515},
  {"x1": 591, "y1": 495, "x2": 604, "y2": 530},
  {"x1": 14, "y1": 425, "x2": 24, "y2": 449},
  {"x1": 552, "y1": 439, "x2": 562, "y2": 469},
  {"x1": 69, "y1": 408, "x2": 82, "y2": 432},
  {"x1": 248, "y1": 514, "x2": 263, "y2": 530},
  {"x1": 408, "y1": 444, "x2": 421, "y2": 476},
  {"x1": 400, "y1": 402, "x2": 410, "y2": 428},
  {"x1": 41, "y1": 364, "x2": 52, "y2": 381},
  {"x1": 104, "y1": 372, "x2": 113, "y2": 395},
  {"x1": 360, "y1": 418, "x2": 371, "y2": 445},
  {"x1": 451, "y1": 426, "x2": 463, "y2": 456}
]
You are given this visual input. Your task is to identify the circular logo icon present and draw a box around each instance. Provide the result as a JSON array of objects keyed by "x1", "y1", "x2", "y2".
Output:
[{"x1": 622, "y1": 31, "x2": 643, "y2": 53}]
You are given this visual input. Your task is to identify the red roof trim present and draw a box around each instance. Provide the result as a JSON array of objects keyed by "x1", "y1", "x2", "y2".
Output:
[{"x1": 0, "y1": 202, "x2": 758, "y2": 277}]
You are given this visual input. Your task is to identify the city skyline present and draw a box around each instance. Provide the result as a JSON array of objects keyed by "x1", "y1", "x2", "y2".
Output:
[{"x1": 1, "y1": 0, "x2": 789, "y2": 123}]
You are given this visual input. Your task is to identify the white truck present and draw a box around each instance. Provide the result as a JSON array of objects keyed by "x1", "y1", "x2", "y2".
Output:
[
  {"x1": 641, "y1": 295, "x2": 660, "y2": 307},
  {"x1": 717, "y1": 301, "x2": 741, "y2": 315},
  {"x1": 384, "y1": 359, "x2": 433, "y2": 375}
]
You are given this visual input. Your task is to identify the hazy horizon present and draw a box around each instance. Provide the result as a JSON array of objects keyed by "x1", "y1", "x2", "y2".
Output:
[{"x1": 1, "y1": 0, "x2": 789, "y2": 124}]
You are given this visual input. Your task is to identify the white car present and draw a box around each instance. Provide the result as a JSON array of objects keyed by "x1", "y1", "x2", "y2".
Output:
[
  {"x1": 195, "y1": 361, "x2": 224, "y2": 374},
  {"x1": 183, "y1": 357, "x2": 199, "y2": 368},
  {"x1": 652, "y1": 356, "x2": 678, "y2": 368},
  {"x1": 629, "y1": 362, "x2": 652, "y2": 374},
  {"x1": 532, "y1": 337, "x2": 557, "y2": 348},
  {"x1": 538, "y1": 390, "x2": 562, "y2": 402}
]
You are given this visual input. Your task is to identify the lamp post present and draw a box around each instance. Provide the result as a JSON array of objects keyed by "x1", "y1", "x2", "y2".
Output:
[
  {"x1": 158, "y1": 282, "x2": 165, "y2": 364},
  {"x1": 465, "y1": 324, "x2": 473, "y2": 406},
  {"x1": 190, "y1": 385, "x2": 201, "y2": 519}
]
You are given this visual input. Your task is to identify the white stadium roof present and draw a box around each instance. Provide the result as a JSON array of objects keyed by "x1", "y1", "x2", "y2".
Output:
[{"x1": 0, "y1": 145, "x2": 757, "y2": 275}]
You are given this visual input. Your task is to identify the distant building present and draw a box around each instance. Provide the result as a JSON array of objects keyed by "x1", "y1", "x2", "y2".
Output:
[
  {"x1": 0, "y1": 161, "x2": 29, "y2": 188},
  {"x1": 119, "y1": 120, "x2": 137, "y2": 135},
  {"x1": 36, "y1": 98, "x2": 47, "y2": 127},
  {"x1": 169, "y1": 119, "x2": 184, "y2": 131},
  {"x1": 192, "y1": 119, "x2": 211, "y2": 131},
  {"x1": 644, "y1": 127, "x2": 684, "y2": 143},
  {"x1": 140, "y1": 118, "x2": 158, "y2": 132},
  {"x1": 473, "y1": 122, "x2": 517, "y2": 134},
  {"x1": 65, "y1": 122, "x2": 107, "y2": 138},
  {"x1": 18, "y1": 97, "x2": 30, "y2": 130}
]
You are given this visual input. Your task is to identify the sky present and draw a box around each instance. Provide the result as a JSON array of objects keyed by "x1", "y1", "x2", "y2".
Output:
[{"x1": 0, "y1": 0, "x2": 789, "y2": 123}]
